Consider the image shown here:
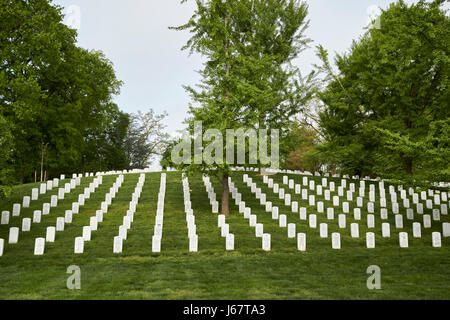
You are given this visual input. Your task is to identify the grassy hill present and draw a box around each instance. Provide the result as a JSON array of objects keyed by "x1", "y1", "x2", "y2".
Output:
[{"x1": 0, "y1": 171, "x2": 449, "y2": 299}]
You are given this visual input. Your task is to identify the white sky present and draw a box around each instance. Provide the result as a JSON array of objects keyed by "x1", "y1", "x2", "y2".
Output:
[{"x1": 52, "y1": 0, "x2": 448, "y2": 139}]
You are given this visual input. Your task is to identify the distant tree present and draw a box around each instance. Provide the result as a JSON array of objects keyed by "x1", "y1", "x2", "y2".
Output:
[
  {"x1": 315, "y1": 0, "x2": 449, "y2": 185},
  {"x1": 283, "y1": 120, "x2": 320, "y2": 171},
  {"x1": 125, "y1": 109, "x2": 170, "y2": 169}
]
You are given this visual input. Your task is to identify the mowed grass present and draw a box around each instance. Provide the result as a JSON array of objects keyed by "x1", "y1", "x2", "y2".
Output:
[{"x1": 0, "y1": 171, "x2": 449, "y2": 299}]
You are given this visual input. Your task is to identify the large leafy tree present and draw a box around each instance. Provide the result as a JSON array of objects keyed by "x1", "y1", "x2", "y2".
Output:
[
  {"x1": 315, "y1": 0, "x2": 449, "y2": 185},
  {"x1": 172, "y1": 0, "x2": 311, "y2": 215},
  {"x1": 0, "y1": 0, "x2": 122, "y2": 182}
]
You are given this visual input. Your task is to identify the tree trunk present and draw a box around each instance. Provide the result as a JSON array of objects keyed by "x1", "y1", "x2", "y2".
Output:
[{"x1": 221, "y1": 173, "x2": 230, "y2": 216}]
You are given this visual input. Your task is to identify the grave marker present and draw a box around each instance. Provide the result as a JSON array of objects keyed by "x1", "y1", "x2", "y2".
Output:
[
  {"x1": 332, "y1": 233, "x2": 341, "y2": 249},
  {"x1": 22, "y1": 218, "x2": 31, "y2": 232},
  {"x1": 262, "y1": 234, "x2": 271, "y2": 251},
  {"x1": 320, "y1": 223, "x2": 328, "y2": 238},
  {"x1": 309, "y1": 214, "x2": 317, "y2": 228},
  {"x1": 399, "y1": 232, "x2": 408, "y2": 248},
  {"x1": 366, "y1": 232, "x2": 375, "y2": 249},
  {"x1": 382, "y1": 223, "x2": 390, "y2": 238},
  {"x1": 46, "y1": 227, "x2": 56, "y2": 242},
  {"x1": 351, "y1": 223, "x2": 359, "y2": 238},
  {"x1": 74, "y1": 237, "x2": 84, "y2": 254},
  {"x1": 8, "y1": 227, "x2": 19, "y2": 244},
  {"x1": 34, "y1": 238, "x2": 45, "y2": 255},
  {"x1": 297, "y1": 233, "x2": 306, "y2": 251}
]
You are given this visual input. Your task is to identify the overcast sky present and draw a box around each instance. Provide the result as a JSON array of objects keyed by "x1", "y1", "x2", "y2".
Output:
[{"x1": 52, "y1": 0, "x2": 448, "y2": 138}]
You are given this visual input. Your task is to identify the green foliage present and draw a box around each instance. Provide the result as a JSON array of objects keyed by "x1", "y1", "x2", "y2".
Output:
[
  {"x1": 0, "y1": 0, "x2": 123, "y2": 184},
  {"x1": 315, "y1": 0, "x2": 450, "y2": 186},
  {"x1": 171, "y1": 0, "x2": 311, "y2": 175}
]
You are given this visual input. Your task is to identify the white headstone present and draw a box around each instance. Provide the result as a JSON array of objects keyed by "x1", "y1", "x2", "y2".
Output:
[
  {"x1": 8, "y1": 227, "x2": 19, "y2": 244},
  {"x1": 74, "y1": 237, "x2": 84, "y2": 254},
  {"x1": 33, "y1": 210, "x2": 41, "y2": 223},
  {"x1": 367, "y1": 214, "x2": 375, "y2": 228},
  {"x1": 327, "y1": 207, "x2": 334, "y2": 220},
  {"x1": 297, "y1": 233, "x2": 306, "y2": 251},
  {"x1": 300, "y1": 207, "x2": 307, "y2": 220},
  {"x1": 366, "y1": 232, "x2": 375, "y2": 249},
  {"x1": 1, "y1": 211, "x2": 9, "y2": 225},
  {"x1": 113, "y1": 236, "x2": 123, "y2": 253},
  {"x1": 319, "y1": 223, "x2": 328, "y2": 238},
  {"x1": 412, "y1": 222, "x2": 421, "y2": 238},
  {"x1": 382, "y1": 223, "x2": 390, "y2": 238},
  {"x1": 333, "y1": 196, "x2": 339, "y2": 207},
  {"x1": 34, "y1": 238, "x2": 45, "y2": 255},
  {"x1": 40, "y1": 183, "x2": 46, "y2": 194},
  {"x1": 64, "y1": 210, "x2": 72, "y2": 223},
  {"x1": 255, "y1": 223, "x2": 264, "y2": 238},
  {"x1": 189, "y1": 235, "x2": 198, "y2": 252},
  {"x1": 42, "y1": 203, "x2": 50, "y2": 215},
  {"x1": 249, "y1": 215, "x2": 257, "y2": 227},
  {"x1": 399, "y1": 232, "x2": 408, "y2": 248},
  {"x1": 82, "y1": 226, "x2": 91, "y2": 241},
  {"x1": 443, "y1": 223, "x2": 450, "y2": 237},
  {"x1": 342, "y1": 202, "x2": 349, "y2": 213},
  {"x1": 226, "y1": 234, "x2": 234, "y2": 251},
  {"x1": 23, "y1": 196, "x2": 30, "y2": 208},
  {"x1": 331, "y1": 233, "x2": 341, "y2": 249},
  {"x1": 338, "y1": 214, "x2": 346, "y2": 229},
  {"x1": 0, "y1": 239, "x2": 4, "y2": 256},
  {"x1": 90, "y1": 217, "x2": 98, "y2": 231},
  {"x1": 309, "y1": 214, "x2": 317, "y2": 228},
  {"x1": 56, "y1": 217, "x2": 65, "y2": 231},
  {"x1": 287, "y1": 223, "x2": 296, "y2": 238},
  {"x1": 432, "y1": 232, "x2": 442, "y2": 248},
  {"x1": 50, "y1": 195, "x2": 58, "y2": 207},
  {"x1": 432, "y1": 209, "x2": 440, "y2": 221},
  {"x1": 279, "y1": 214, "x2": 287, "y2": 227},
  {"x1": 423, "y1": 215, "x2": 431, "y2": 228},
  {"x1": 12, "y1": 204, "x2": 21, "y2": 216},
  {"x1": 262, "y1": 233, "x2": 271, "y2": 251},
  {"x1": 218, "y1": 214, "x2": 225, "y2": 227},
  {"x1": 46, "y1": 227, "x2": 56, "y2": 242},
  {"x1": 119, "y1": 225, "x2": 127, "y2": 240},
  {"x1": 96, "y1": 210, "x2": 103, "y2": 223},
  {"x1": 152, "y1": 235, "x2": 161, "y2": 252},
  {"x1": 271, "y1": 207, "x2": 279, "y2": 220},
  {"x1": 395, "y1": 215, "x2": 403, "y2": 229},
  {"x1": 351, "y1": 223, "x2": 359, "y2": 238},
  {"x1": 22, "y1": 218, "x2": 31, "y2": 232}
]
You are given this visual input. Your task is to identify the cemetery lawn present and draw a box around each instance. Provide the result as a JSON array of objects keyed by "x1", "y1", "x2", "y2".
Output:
[{"x1": 0, "y1": 172, "x2": 449, "y2": 300}]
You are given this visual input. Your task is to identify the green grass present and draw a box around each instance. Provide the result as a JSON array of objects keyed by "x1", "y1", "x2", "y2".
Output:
[{"x1": 0, "y1": 171, "x2": 449, "y2": 299}]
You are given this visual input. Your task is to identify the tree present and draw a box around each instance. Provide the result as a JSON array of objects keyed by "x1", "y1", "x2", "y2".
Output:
[
  {"x1": 314, "y1": 0, "x2": 449, "y2": 185},
  {"x1": 125, "y1": 109, "x2": 170, "y2": 169},
  {"x1": 0, "y1": 0, "x2": 122, "y2": 183},
  {"x1": 0, "y1": 115, "x2": 13, "y2": 198},
  {"x1": 171, "y1": 0, "x2": 311, "y2": 215},
  {"x1": 283, "y1": 119, "x2": 320, "y2": 171}
]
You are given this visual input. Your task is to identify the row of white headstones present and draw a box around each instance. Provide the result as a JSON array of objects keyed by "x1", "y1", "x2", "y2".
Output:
[
  {"x1": 0, "y1": 175, "x2": 98, "y2": 256},
  {"x1": 112, "y1": 174, "x2": 145, "y2": 254},
  {"x1": 182, "y1": 174, "x2": 198, "y2": 252},
  {"x1": 203, "y1": 175, "x2": 236, "y2": 251},
  {"x1": 150, "y1": 173, "x2": 166, "y2": 253},
  {"x1": 240, "y1": 173, "x2": 449, "y2": 249}
]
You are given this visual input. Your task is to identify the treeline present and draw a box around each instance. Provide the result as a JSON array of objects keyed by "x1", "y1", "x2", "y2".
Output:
[
  {"x1": 0, "y1": 0, "x2": 168, "y2": 197},
  {"x1": 162, "y1": 0, "x2": 449, "y2": 192}
]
